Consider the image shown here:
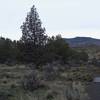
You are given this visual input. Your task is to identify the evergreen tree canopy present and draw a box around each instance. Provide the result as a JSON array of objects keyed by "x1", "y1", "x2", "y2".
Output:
[{"x1": 21, "y1": 5, "x2": 47, "y2": 46}]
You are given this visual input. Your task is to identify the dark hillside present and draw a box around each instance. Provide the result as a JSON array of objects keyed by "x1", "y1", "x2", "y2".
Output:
[{"x1": 64, "y1": 37, "x2": 100, "y2": 47}]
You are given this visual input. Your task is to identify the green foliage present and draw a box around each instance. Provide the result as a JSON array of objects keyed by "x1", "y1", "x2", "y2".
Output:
[
  {"x1": 44, "y1": 35, "x2": 70, "y2": 64},
  {"x1": 0, "y1": 37, "x2": 19, "y2": 64},
  {"x1": 21, "y1": 5, "x2": 47, "y2": 46},
  {"x1": 0, "y1": 35, "x2": 89, "y2": 66},
  {"x1": 68, "y1": 50, "x2": 89, "y2": 65}
]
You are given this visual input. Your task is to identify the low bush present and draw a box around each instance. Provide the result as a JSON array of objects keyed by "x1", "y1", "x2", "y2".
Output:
[{"x1": 22, "y1": 71, "x2": 44, "y2": 91}]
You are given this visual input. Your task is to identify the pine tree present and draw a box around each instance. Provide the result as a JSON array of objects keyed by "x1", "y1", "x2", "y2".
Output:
[{"x1": 21, "y1": 5, "x2": 47, "y2": 46}]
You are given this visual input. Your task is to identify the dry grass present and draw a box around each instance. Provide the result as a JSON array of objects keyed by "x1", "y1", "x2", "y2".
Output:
[{"x1": 0, "y1": 64, "x2": 91, "y2": 100}]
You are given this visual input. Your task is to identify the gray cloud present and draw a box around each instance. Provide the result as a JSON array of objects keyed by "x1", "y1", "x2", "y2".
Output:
[{"x1": 0, "y1": 0, "x2": 100, "y2": 39}]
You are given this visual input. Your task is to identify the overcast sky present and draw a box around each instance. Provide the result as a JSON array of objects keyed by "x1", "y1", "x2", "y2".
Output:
[{"x1": 0, "y1": 0, "x2": 100, "y2": 40}]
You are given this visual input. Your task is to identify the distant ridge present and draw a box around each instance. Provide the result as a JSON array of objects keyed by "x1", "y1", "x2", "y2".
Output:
[{"x1": 64, "y1": 37, "x2": 100, "y2": 47}]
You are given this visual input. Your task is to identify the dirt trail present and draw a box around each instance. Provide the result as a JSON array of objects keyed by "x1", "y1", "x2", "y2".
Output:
[{"x1": 87, "y1": 81, "x2": 100, "y2": 100}]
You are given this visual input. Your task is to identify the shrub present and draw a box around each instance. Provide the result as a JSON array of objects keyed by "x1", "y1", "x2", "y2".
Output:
[
  {"x1": 66, "y1": 82, "x2": 89, "y2": 100},
  {"x1": 22, "y1": 71, "x2": 41, "y2": 91},
  {"x1": 43, "y1": 63, "x2": 60, "y2": 81}
]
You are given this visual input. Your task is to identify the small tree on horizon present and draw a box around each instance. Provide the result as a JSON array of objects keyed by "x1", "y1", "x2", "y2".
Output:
[{"x1": 21, "y1": 5, "x2": 47, "y2": 46}]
